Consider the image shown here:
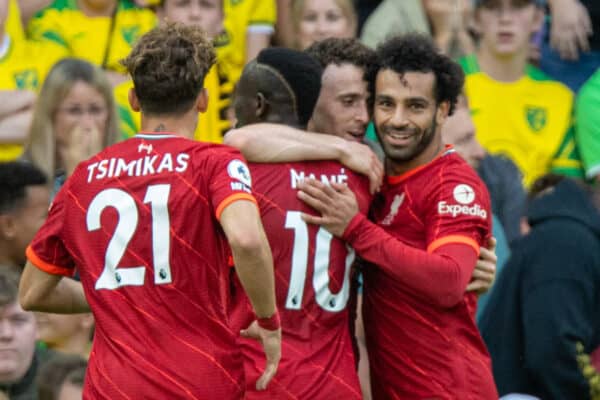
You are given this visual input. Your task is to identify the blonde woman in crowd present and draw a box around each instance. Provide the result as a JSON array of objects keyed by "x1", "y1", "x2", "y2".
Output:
[
  {"x1": 25, "y1": 58, "x2": 119, "y2": 192},
  {"x1": 291, "y1": 0, "x2": 357, "y2": 50}
]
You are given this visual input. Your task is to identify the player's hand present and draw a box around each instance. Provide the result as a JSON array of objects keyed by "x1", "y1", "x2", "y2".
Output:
[
  {"x1": 549, "y1": 0, "x2": 592, "y2": 60},
  {"x1": 297, "y1": 179, "x2": 359, "y2": 237},
  {"x1": 467, "y1": 237, "x2": 497, "y2": 294},
  {"x1": 340, "y1": 141, "x2": 383, "y2": 194},
  {"x1": 240, "y1": 321, "x2": 282, "y2": 391}
]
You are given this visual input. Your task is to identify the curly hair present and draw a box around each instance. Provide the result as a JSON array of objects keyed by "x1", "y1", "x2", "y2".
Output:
[
  {"x1": 367, "y1": 33, "x2": 464, "y2": 115},
  {"x1": 305, "y1": 37, "x2": 375, "y2": 80},
  {"x1": 121, "y1": 22, "x2": 216, "y2": 116}
]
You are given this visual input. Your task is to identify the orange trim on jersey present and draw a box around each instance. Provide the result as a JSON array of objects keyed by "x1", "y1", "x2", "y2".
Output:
[
  {"x1": 427, "y1": 235, "x2": 480, "y2": 255},
  {"x1": 26, "y1": 246, "x2": 74, "y2": 277},
  {"x1": 215, "y1": 193, "x2": 258, "y2": 220},
  {"x1": 387, "y1": 145, "x2": 455, "y2": 185}
]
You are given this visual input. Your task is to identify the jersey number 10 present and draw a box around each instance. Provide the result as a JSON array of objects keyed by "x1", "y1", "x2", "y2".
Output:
[
  {"x1": 87, "y1": 185, "x2": 172, "y2": 290},
  {"x1": 284, "y1": 211, "x2": 355, "y2": 313}
]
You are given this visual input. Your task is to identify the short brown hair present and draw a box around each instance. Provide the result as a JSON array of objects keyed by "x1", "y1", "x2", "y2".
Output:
[{"x1": 121, "y1": 22, "x2": 216, "y2": 116}]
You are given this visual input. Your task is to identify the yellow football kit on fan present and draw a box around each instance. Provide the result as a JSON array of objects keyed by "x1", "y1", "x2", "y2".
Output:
[
  {"x1": 27, "y1": 0, "x2": 156, "y2": 73},
  {"x1": 6, "y1": 0, "x2": 24, "y2": 40},
  {"x1": 460, "y1": 54, "x2": 584, "y2": 187},
  {"x1": 0, "y1": 35, "x2": 67, "y2": 161},
  {"x1": 216, "y1": 0, "x2": 276, "y2": 85}
]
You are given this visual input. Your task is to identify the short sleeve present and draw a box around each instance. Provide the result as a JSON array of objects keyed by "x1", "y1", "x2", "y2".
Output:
[
  {"x1": 207, "y1": 148, "x2": 258, "y2": 220},
  {"x1": 425, "y1": 166, "x2": 492, "y2": 254},
  {"x1": 27, "y1": 185, "x2": 76, "y2": 277},
  {"x1": 247, "y1": 0, "x2": 276, "y2": 31}
]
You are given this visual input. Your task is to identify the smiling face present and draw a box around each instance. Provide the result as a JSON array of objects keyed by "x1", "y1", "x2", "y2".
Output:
[
  {"x1": 373, "y1": 69, "x2": 447, "y2": 173},
  {"x1": 475, "y1": 0, "x2": 543, "y2": 58},
  {"x1": 310, "y1": 63, "x2": 369, "y2": 142}
]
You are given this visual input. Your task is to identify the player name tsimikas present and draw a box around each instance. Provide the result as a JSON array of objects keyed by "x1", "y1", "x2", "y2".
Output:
[{"x1": 87, "y1": 153, "x2": 190, "y2": 182}]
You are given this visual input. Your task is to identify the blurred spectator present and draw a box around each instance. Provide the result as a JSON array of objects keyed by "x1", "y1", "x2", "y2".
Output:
[
  {"x1": 114, "y1": 0, "x2": 229, "y2": 142},
  {"x1": 477, "y1": 153, "x2": 527, "y2": 246},
  {"x1": 440, "y1": 94, "x2": 512, "y2": 319},
  {"x1": 575, "y1": 68, "x2": 600, "y2": 182},
  {"x1": 480, "y1": 175, "x2": 600, "y2": 399},
  {"x1": 423, "y1": 0, "x2": 476, "y2": 58},
  {"x1": 0, "y1": 267, "x2": 52, "y2": 400},
  {"x1": 461, "y1": 0, "x2": 584, "y2": 188},
  {"x1": 360, "y1": 0, "x2": 430, "y2": 49},
  {"x1": 443, "y1": 95, "x2": 527, "y2": 245},
  {"x1": 217, "y1": 0, "x2": 276, "y2": 84},
  {"x1": 290, "y1": 0, "x2": 356, "y2": 50},
  {"x1": 0, "y1": 0, "x2": 67, "y2": 162},
  {"x1": 0, "y1": 161, "x2": 49, "y2": 271},
  {"x1": 541, "y1": 0, "x2": 599, "y2": 92},
  {"x1": 15, "y1": 0, "x2": 50, "y2": 27},
  {"x1": 24, "y1": 58, "x2": 120, "y2": 192},
  {"x1": 37, "y1": 353, "x2": 86, "y2": 400},
  {"x1": 35, "y1": 312, "x2": 93, "y2": 360},
  {"x1": 26, "y1": 0, "x2": 157, "y2": 85}
]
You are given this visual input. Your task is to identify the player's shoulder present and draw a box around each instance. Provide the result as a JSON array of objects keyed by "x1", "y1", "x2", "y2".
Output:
[
  {"x1": 440, "y1": 151, "x2": 485, "y2": 187},
  {"x1": 432, "y1": 151, "x2": 488, "y2": 193}
]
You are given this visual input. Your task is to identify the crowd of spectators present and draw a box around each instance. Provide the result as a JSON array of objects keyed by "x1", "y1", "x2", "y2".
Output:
[{"x1": 0, "y1": 0, "x2": 598, "y2": 398}]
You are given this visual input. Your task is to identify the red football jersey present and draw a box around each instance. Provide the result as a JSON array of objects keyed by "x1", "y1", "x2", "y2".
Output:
[
  {"x1": 363, "y1": 147, "x2": 497, "y2": 399},
  {"x1": 27, "y1": 133, "x2": 259, "y2": 399},
  {"x1": 233, "y1": 161, "x2": 371, "y2": 399}
]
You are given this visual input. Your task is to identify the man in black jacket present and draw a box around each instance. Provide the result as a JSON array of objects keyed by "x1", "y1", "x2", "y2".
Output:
[{"x1": 480, "y1": 175, "x2": 600, "y2": 399}]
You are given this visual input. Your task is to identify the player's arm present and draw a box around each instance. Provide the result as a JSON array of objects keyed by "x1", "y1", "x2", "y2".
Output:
[
  {"x1": 298, "y1": 180, "x2": 478, "y2": 308},
  {"x1": 219, "y1": 199, "x2": 281, "y2": 390},
  {"x1": 19, "y1": 261, "x2": 89, "y2": 313},
  {"x1": 224, "y1": 124, "x2": 383, "y2": 193}
]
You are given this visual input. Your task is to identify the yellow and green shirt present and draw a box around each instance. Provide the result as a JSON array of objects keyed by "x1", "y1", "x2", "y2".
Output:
[
  {"x1": 6, "y1": 0, "x2": 24, "y2": 40},
  {"x1": 114, "y1": 65, "x2": 229, "y2": 144},
  {"x1": 216, "y1": 0, "x2": 276, "y2": 85},
  {"x1": 27, "y1": 0, "x2": 156, "y2": 74},
  {"x1": 460, "y1": 54, "x2": 584, "y2": 187},
  {"x1": 0, "y1": 35, "x2": 67, "y2": 161}
]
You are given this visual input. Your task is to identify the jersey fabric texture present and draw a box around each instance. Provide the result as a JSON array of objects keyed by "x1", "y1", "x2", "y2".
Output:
[
  {"x1": 27, "y1": 132, "x2": 257, "y2": 399},
  {"x1": 114, "y1": 69, "x2": 229, "y2": 143},
  {"x1": 27, "y1": 0, "x2": 156, "y2": 73},
  {"x1": 576, "y1": 68, "x2": 600, "y2": 179},
  {"x1": 0, "y1": 35, "x2": 66, "y2": 161},
  {"x1": 347, "y1": 147, "x2": 497, "y2": 399},
  {"x1": 460, "y1": 54, "x2": 584, "y2": 187},
  {"x1": 233, "y1": 161, "x2": 371, "y2": 399}
]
